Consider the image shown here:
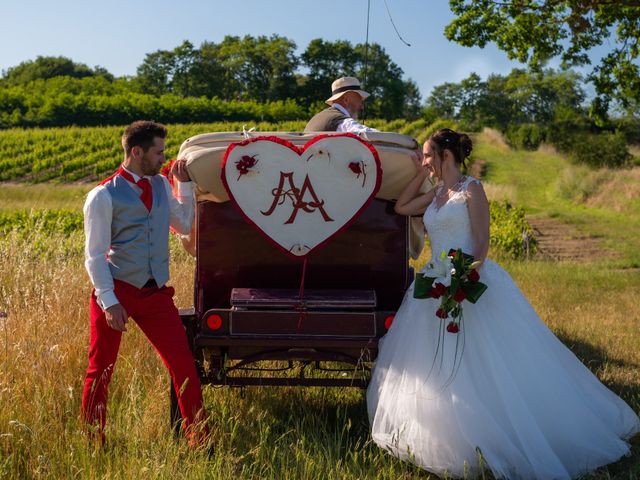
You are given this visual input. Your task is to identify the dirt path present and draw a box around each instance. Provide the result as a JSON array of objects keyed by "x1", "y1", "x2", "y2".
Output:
[
  {"x1": 470, "y1": 157, "x2": 613, "y2": 262},
  {"x1": 526, "y1": 216, "x2": 615, "y2": 261}
]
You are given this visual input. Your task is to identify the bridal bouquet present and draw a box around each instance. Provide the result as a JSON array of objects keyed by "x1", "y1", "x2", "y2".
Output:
[{"x1": 414, "y1": 248, "x2": 487, "y2": 333}]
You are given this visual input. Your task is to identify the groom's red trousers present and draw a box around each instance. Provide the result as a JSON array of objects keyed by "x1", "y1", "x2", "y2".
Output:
[{"x1": 81, "y1": 279, "x2": 206, "y2": 442}]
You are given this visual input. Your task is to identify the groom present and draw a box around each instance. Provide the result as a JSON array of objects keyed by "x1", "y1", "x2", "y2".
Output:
[{"x1": 81, "y1": 120, "x2": 207, "y2": 445}]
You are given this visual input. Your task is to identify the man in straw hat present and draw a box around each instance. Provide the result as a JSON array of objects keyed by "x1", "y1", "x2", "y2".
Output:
[{"x1": 304, "y1": 76, "x2": 379, "y2": 134}]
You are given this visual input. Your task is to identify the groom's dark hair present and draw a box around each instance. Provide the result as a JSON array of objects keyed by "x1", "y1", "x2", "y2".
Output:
[{"x1": 122, "y1": 120, "x2": 167, "y2": 155}]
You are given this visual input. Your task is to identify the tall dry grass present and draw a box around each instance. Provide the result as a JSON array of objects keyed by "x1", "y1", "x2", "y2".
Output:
[
  {"x1": 0, "y1": 227, "x2": 638, "y2": 479},
  {"x1": 0, "y1": 232, "x2": 434, "y2": 479}
]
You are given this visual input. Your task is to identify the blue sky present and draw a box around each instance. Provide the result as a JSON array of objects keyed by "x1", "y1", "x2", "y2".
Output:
[{"x1": 0, "y1": 0, "x2": 605, "y2": 100}]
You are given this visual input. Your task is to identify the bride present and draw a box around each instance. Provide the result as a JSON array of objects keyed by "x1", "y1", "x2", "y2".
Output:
[{"x1": 367, "y1": 128, "x2": 639, "y2": 479}]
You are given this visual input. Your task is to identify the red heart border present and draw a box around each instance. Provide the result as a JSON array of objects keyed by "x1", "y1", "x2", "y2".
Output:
[{"x1": 221, "y1": 133, "x2": 382, "y2": 259}]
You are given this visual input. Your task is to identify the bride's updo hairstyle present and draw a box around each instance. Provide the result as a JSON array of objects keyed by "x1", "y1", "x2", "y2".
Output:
[{"x1": 429, "y1": 128, "x2": 473, "y2": 167}]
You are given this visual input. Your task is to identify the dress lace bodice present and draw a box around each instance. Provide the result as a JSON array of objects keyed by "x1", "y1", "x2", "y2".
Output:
[{"x1": 423, "y1": 176, "x2": 480, "y2": 257}]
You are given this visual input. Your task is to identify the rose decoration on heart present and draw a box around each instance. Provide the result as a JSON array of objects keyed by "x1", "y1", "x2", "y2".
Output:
[
  {"x1": 348, "y1": 161, "x2": 367, "y2": 187},
  {"x1": 236, "y1": 154, "x2": 259, "y2": 180}
]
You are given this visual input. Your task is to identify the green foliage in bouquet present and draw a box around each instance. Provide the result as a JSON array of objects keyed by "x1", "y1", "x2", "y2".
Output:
[{"x1": 413, "y1": 248, "x2": 487, "y2": 333}]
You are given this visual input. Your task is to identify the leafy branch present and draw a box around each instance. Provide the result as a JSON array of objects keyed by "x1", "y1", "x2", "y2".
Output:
[{"x1": 446, "y1": 0, "x2": 640, "y2": 117}]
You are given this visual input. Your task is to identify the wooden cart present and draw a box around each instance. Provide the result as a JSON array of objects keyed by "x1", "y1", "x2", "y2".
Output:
[{"x1": 169, "y1": 130, "x2": 423, "y2": 424}]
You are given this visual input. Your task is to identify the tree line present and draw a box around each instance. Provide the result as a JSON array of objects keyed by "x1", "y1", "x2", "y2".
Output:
[
  {"x1": 2, "y1": 31, "x2": 639, "y2": 171},
  {"x1": 3, "y1": 0, "x2": 640, "y2": 130},
  {"x1": 0, "y1": 35, "x2": 422, "y2": 128},
  {"x1": 423, "y1": 68, "x2": 640, "y2": 168},
  {"x1": 134, "y1": 35, "x2": 422, "y2": 117}
]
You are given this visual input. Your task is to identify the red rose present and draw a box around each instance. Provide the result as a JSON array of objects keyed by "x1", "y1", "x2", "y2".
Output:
[
  {"x1": 453, "y1": 288, "x2": 466, "y2": 303},
  {"x1": 430, "y1": 282, "x2": 447, "y2": 299},
  {"x1": 468, "y1": 269, "x2": 480, "y2": 282},
  {"x1": 348, "y1": 162, "x2": 362, "y2": 175},
  {"x1": 436, "y1": 308, "x2": 448, "y2": 319},
  {"x1": 446, "y1": 322, "x2": 460, "y2": 333},
  {"x1": 236, "y1": 155, "x2": 259, "y2": 177},
  {"x1": 240, "y1": 155, "x2": 258, "y2": 168}
]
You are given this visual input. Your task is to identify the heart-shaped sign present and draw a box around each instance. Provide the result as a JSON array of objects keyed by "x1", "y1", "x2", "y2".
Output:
[{"x1": 221, "y1": 134, "x2": 382, "y2": 258}]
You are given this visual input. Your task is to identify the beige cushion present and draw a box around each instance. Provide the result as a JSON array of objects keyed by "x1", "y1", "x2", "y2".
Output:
[
  {"x1": 178, "y1": 131, "x2": 429, "y2": 258},
  {"x1": 180, "y1": 131, "x2": 421, "y2": 202}
]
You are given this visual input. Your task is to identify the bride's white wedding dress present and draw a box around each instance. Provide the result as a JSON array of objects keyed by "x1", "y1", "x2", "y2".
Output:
[{"x1": 367, "y1": 176, "x2": 639, "y2": 479}]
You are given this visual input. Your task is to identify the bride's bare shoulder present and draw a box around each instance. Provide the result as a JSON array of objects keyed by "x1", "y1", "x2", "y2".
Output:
[{"x1": 465, "y1": 178, "x2": 488, "y2": 210}]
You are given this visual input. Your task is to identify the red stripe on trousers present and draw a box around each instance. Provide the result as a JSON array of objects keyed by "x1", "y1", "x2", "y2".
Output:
[{"x1": 81, "y1": 279, "x2": 207, "y2": 444}]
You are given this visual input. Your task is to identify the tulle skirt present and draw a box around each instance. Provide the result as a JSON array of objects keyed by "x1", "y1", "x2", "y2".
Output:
[{"x1": 367, "y1": 259, "x2": 639, "y2": 479}]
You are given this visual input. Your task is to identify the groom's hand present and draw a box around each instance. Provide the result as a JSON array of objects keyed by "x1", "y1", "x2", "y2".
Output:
[
  {"x1": 105, "y1": 304, "x2": 128, "y2": 332},
  {"x1": 171, "y1": 158, "x2": 191, "y2": 182}
]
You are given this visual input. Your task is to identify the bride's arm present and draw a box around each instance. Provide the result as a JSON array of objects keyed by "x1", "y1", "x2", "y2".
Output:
[
  {"x1": 467, "y1": 181, "x2": 490, "y2": 261},
  {"x1": 394, "y1": 151, "x2": 435, "y2": 216}
]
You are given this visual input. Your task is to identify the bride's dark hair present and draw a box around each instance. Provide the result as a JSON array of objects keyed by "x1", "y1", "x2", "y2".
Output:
[{"x1": 429, "y1": 128, "x2": 473, "y2": 167}]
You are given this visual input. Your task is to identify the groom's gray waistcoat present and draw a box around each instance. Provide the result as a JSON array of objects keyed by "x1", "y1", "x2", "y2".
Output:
[
  {"x1": 104, "y1": 174, "x2": 170, "y2": 288},
  {"x1": 304, "y1": 106, "x2": 350, "y2": 133}
]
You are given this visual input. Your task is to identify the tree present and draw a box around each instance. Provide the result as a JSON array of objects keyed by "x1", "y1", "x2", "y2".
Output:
[
  {"x1": 355, "y1": 43, "x2": 413, "y2": 118},
  {"x1": 170, "y1": 41, "x2": 199, "y2": 97},
  {"x1": 501, "y1": 68, "x2": 584, "y2": 125},
  {"x1": 238, "y1": 35, "x2": 299, "y2": 102},
  {"x1": 423, "y1": 68, "x2": 585, "y2": 129},
  {"x1": 445, "y1": 0, "x2": 640, "y2": 117},
  {"x1": 136, "y1": 36, "x2": 299, "y2": 102},
  {"x1": 402, "y1": 79, "x2": 423, "y2": 118},
  {"x1": 301, "y1": 39, "x2": 421, "y2": 118},
  {"x1": 136, "y1": 41, "x2": 202, "y2": 97},
  {"x1": 1, "y1": 56, "x2": 113, "y2": 86},
  {"x1": 423, "y1": 81, "x2": 464, "y2": 120},
  {"x1": 210, "y1": 35, "x2": 300, "y2": 102},
  {"x1": 300, "y1": 39, "x2": 359, "y2": 104},
  {"x1": 207, "y1": 36, "x2": 246, "y2": 100},
  {"x1": 136, "y1": 49, "x2": 178, "y2": 96},
  {"x1": 188, "y1": 42, "x2": 227, "y2": 98}
]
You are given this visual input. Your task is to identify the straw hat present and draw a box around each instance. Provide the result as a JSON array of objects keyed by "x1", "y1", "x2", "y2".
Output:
[{"x1": 326, "y1": 76, "x2": 370, "y2": 105}]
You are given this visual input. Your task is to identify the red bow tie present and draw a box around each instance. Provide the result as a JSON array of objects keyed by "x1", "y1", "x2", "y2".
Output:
[{"x1": 118, "y1": 167, "x2": 153, "y2": 212}]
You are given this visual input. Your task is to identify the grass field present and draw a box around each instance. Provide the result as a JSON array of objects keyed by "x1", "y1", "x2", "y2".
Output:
[
  {"x1": 474, "y1": 129, "x2": 640, "y2": 267},
  {"x1": 0, "y1": 126, "x2": 638, "y2": 479},
  {"x1": 0, "y1": 184, "x2": 92, "y2": 211}
]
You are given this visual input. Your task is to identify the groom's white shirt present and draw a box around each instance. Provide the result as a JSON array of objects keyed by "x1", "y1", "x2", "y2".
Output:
[{"x1": 83, "y1": 166, "x2": 194, "y2": 311}]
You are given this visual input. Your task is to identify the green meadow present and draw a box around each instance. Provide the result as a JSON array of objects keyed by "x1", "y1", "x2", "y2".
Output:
[{"x1": 0, "y1": 125, "x2": 638, "y2": 479}]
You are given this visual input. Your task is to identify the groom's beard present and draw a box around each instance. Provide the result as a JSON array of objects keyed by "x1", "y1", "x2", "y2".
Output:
[{"x1": 141, "y1": 154, "x2": 163, "y2": 176}]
